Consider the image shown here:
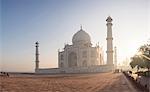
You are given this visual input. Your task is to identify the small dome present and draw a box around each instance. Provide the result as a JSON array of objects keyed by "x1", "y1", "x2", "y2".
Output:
[{"x1": 72, "y1": 27, "x2": 91, "y2": 45}]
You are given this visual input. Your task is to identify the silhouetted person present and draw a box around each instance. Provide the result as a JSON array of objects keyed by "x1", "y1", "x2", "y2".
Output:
[{"x1": 7, "y1": 73, "x2": 9, "y2": 77}]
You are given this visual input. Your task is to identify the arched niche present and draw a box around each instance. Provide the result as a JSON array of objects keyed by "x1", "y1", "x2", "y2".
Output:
[
  {"x1": 68, "y1": 52, "x2": 77, "y2": 67},
  {"x1": 82, "y1": 60, "x2": 87, "y2": 67}
]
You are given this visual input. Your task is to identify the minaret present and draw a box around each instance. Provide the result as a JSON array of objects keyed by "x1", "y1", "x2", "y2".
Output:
[
  {"x1": 106, "y1": 16, "x2": 113, "y2": 65},
  {"x1": 114, "y1": 46, "x2": 117, "y2": 69},
  {"x1": 35, "y1": 41, "x2": 39, "y2": 71}
]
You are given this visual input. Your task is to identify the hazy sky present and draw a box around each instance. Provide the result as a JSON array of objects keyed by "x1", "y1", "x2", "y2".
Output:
[{"x1": 1, "y1": 0, "x2": 150, "y2": 72}]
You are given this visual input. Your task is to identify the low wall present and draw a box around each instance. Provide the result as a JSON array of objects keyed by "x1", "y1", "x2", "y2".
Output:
[
  {"x1": 136, "y1": 76, "x2": 150, "y2": 91},
  {"x1": 123, "y1": 71, "x2": 149, "y2": 92},
  {"x1": 36, "y1": 65, "x2": 114, "y2": 74},
  {"x1": 36, "y1": 68, "x2": 61, "y2": 74}
]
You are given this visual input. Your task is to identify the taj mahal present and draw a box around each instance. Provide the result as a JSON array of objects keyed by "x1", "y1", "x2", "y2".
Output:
[{"x1": 35, "y1": 16, "x2": 115, "y2": 74}]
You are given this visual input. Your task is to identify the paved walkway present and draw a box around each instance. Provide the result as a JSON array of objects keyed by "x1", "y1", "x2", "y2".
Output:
[{"x1": 0, "y1": 72, "x2": 142, "y2": 92}]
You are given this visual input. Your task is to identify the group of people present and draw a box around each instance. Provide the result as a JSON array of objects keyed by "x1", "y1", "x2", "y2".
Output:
[{"x1": 0, "y1": 72, "x2": 9, "y2": 77}]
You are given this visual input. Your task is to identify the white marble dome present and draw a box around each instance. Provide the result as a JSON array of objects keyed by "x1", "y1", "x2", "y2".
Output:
[{"x1": 72, "y1": 27, "x2": 91, "y2": 45}]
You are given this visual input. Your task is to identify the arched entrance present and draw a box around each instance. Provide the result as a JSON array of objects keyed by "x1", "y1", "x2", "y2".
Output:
[
  {"x1": 68, "y1": 52, "x2": 77, "y2": 67},
  {"x1": 82, "y1": 60, "x2": 87, "y2": 67}
]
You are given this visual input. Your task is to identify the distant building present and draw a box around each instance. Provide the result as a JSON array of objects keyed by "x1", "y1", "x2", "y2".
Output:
[{"x1": 35, "y1": 16, "x2": 114, "y2": 74}]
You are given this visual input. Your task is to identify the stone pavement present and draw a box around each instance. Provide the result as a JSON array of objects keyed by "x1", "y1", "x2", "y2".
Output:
[{"x1": 0, "y1": 72, "x2": 142, "y2": 92}]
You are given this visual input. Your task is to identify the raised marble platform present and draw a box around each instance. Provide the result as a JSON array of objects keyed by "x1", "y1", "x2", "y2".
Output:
[{"x1": 35, "y1": 65, "x2": 114, "y2": 74}]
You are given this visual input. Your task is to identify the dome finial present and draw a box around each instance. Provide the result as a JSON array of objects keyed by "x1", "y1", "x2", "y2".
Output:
[{"x1": 80, "y1": 24, "x2": 82, "y2": 30}]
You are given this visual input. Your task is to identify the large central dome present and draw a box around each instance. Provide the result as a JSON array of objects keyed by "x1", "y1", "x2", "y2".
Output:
[{"x1": 72, "y1": 27, "x2": 91, "y2": 45}]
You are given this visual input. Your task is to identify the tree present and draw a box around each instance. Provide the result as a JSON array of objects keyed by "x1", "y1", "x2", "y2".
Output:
[
  {"x1": 130, "y1": 44, "x2": 150, "y2": 71},
  {"x1": 139, "y1": 44, "x2": 150, "y2": 70},
  {"x1": 130, "y1": 55, "x2": 145, "y2": 71}
]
